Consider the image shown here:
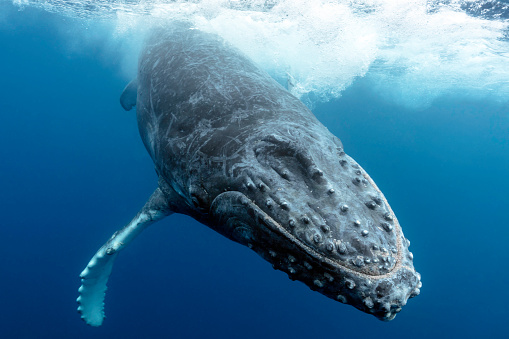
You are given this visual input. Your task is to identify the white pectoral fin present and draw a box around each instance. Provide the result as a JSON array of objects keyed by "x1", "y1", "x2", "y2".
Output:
[
  {"x1": 77, "y1": 246, "x2": 118, "y2": 326},
  {"x1": 77, "y1": 187, "x2": 173, "y2": 326}
]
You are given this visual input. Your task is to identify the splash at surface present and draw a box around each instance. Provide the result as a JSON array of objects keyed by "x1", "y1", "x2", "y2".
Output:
[{"x1": 12, "y1": 0, "x2": 509, "y2": 107}]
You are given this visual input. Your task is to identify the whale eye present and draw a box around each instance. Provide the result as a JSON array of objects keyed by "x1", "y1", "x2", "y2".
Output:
[{"x1": 190, "y1": 190, "x2": 207, "y2": 209}]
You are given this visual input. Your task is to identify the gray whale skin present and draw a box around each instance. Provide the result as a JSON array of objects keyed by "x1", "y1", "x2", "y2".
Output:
[{"x1": 77, "y1": 24, "x2": 421, "y2": 326}]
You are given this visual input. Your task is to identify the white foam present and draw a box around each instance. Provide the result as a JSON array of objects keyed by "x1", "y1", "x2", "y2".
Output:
[{"x1": 11, "y1": 0, "x2": 509, "y2": 108}]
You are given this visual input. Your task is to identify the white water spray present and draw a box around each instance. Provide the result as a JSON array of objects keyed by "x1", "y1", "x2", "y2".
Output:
[{"x1": 11, "y1": 0, "x2": 509, "y2": 108}]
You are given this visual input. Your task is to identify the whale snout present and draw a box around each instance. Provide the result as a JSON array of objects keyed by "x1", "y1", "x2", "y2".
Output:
[
  {"x1": 210, "y1": 186, "x2": 421, "y2": 321},
  {"x1": 365, "y1": 268, "x2": 422, "y2": 322},
  {"x1": 209, "y1": 131, "x2": 420, "y2": 320}
]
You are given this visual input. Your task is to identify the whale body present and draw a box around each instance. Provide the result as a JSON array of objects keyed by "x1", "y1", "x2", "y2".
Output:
[{"x1": 77, "y1": 24, "x2": 421, "y2": 326}]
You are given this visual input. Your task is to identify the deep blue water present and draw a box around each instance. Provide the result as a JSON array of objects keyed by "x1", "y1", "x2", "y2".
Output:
[{"x1": 1, "y1": 2, "x2": 509, "y2": 338}]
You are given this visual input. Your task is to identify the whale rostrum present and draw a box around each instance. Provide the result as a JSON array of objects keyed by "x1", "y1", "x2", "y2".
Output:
[{"x1": 77, "y1": 24, "x2": 421, "y2": 326}]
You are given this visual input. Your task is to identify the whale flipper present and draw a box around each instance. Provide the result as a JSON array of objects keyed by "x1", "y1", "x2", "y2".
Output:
[
  {"x1": 77, "y1": 186, "x2": 173, "y2": 326},
  {"x1": 120, "y1": 78, "x2": 138, "y2": 111}
]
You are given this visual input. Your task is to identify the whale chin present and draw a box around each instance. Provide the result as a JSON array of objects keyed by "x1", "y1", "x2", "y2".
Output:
[{"x1": 209, "y1": 190, "x2": 421, "y2": 321}]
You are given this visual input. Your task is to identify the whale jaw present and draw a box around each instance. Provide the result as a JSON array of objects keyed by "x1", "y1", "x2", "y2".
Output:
[{"x1": 210, "y1": 180, "x2": 421, "y2": 321}]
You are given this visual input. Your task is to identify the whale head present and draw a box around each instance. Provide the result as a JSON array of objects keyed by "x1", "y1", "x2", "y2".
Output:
[{"x1": 210, "y1": 131, "x2": 421, "y2": 321}]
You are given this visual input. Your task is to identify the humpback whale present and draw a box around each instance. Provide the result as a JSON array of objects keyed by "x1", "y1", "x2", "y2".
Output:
[{"x1": 77, "y1": 24, "x2": 421, "y2": 326}]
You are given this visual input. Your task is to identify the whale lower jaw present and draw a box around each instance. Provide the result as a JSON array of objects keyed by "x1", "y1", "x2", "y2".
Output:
[{"x1": 210, "y1": 191, "x2": 421, "y2": 321}]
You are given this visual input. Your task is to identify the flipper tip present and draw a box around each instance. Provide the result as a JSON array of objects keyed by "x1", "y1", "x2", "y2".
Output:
[{"x1": 77, "y1": 250, "x2": 118, "y2": 327}]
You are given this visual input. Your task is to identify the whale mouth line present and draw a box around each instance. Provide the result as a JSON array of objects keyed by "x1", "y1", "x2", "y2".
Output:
[{"x1": 246, "y1": 194, "x2": 403, "y2": 280}]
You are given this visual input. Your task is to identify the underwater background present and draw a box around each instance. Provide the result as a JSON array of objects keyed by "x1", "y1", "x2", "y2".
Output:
[{"x1": 1, "y1": 0, "x2": 508, "y2": 338}]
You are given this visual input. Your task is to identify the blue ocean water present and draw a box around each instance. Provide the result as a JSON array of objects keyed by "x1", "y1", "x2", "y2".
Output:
[{"x1": 1, "y1": 1, "x2": 508, "y2": 338}]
